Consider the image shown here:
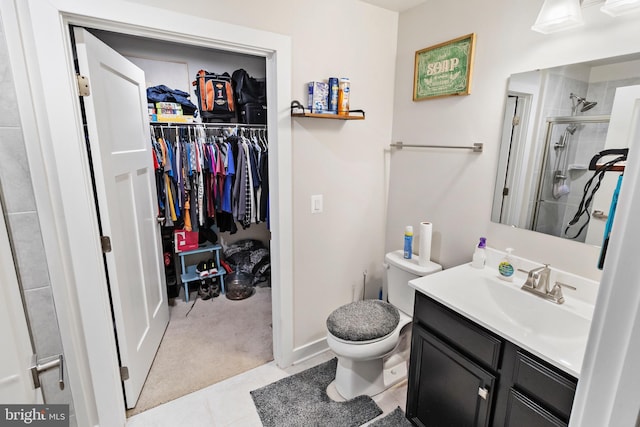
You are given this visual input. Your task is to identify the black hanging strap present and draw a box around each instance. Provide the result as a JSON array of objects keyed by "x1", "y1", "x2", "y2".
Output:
[{"x1": 564, "y1": 149, "x2": 628, "y2": 239}]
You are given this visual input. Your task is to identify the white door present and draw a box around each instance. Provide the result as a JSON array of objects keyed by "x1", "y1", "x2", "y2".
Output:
[
  {"x1": 74, "y1": 28, "x2": 169, "y2": 408},
  {"x1": 492, "y1": 95, "x2": 518, "y2": 223},
  {"x1": 584, "y1": 85, "x2": 640, "y2": 246},
  {"x1": 0, "y1": 202, "x2": 41, "y2": 404}
]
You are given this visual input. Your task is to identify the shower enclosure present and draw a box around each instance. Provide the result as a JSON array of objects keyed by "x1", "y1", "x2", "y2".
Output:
[{"x1": 531, "y1": 115, "x2": 610, "y2": 242}]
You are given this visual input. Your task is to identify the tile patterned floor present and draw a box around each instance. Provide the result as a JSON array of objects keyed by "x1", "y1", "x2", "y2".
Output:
[{"x1": 127, "y1": 351, "x2": 408, "y2": 427}]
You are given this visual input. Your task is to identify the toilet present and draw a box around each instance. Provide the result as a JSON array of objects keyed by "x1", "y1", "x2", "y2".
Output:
[{"x1": 326, "y1": 250, "x2": 442, "y2": 400}]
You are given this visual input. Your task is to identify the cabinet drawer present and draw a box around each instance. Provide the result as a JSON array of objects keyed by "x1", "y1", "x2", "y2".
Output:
[
  {"x1": 505, "y1": 388, "x2": 567, "y2": 427},
  {"x1": 512, "y1": 350, "x2": 577, "y2": 420},
  {"x1": 414, "y1": 292, "x2": 502, "y2": 370}
]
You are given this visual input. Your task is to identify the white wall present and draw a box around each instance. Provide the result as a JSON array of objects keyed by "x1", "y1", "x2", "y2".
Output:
[
  {"x1": 389, "y1": 0, "x2": 640, "y2": 281},
  {"x1": 126, "y1": 0, "x2": 399, "y2": 350},
  {"x1": 90, "y1": 30, "x2": 266, "y2": 92}
]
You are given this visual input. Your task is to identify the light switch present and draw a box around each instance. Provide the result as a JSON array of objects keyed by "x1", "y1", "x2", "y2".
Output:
[{"x1": 311, "y1": 195, "x2": 323, "y2": 214}]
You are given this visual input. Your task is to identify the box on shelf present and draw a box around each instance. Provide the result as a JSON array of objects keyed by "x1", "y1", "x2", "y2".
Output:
[
  {"x1": 150, "y1": 114, "x2": 194, "y2": 123},
  {"x1": 174, "y1": 230, "x2": 199, "y2": 253},
  {"x1": 308, "y1": 81, "x2": 330, "y2": 114}
]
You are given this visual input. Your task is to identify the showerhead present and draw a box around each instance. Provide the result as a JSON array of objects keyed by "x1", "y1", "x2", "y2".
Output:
[
  {"x1": 580, "y1": 101, "x2": 597, "y2": 112},
  {"x1": 570, "y1": 93, "x2": 598, "y2": 115},
  {"x1": 566, "y1": 124, "x2": 578, "y2": 134}
]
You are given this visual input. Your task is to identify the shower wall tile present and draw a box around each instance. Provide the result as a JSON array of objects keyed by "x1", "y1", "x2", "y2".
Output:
[
  {"x1": 1, "y1": 14, "x2": 75, "y2": 417},
  {"x1": 546, "y1": 74, "x2": 566, "y2": 113},
  {"x1": 0, "y1": 127, "x2": 37, "y2": 213},
  {"x1": 567, "y1": 174, "x2": 589, "y2": 205},
  {"x1": 586, "y1": 82, "x2": 608, "y2": 116},
  {"x1": 534, "y1": 200, "x2": 564, "y2": 237},
  {"x1": 6, "y1": 211, "x2": 50, "y2": 290},
  {"x1": 39, "y1": 364, "x2": 76, "y2": 423},
  {"x1": 561, "y1": 206, "x2": 587, "y2": 243},
  {"x1": 23, "y1": 286, "x2": 63, "y2": 357},
  {"x1": 0, "y1": 26, "x2": 21, "y2": 128}
]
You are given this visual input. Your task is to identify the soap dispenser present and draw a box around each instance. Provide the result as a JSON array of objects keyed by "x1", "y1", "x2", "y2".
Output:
[
  {"x1": 471, "y1": 237, "x2": 487, "y2": 269},
  {"x1": 498, "y1": 248, "x2": 515, "y2": 282}
]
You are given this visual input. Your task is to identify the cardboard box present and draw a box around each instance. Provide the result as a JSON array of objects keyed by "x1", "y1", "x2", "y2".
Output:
[
  {"x1": 174, "y1": 230, "x2": 199, "y2": 252},
  {"x1": 307, "y1": 81, "x2": 329, "y2": 113}
]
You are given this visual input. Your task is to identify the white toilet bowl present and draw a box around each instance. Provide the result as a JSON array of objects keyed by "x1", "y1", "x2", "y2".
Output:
[
  {"x1": 327, "y1": 309, "x2": 412, "y2": 399},
  {"x1": 325, "y1": 250, "x2": 442, "y2": 400}
]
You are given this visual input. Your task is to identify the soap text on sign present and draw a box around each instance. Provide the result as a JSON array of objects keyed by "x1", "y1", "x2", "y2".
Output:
[{"x1": 426, "y1": 58, "x2": 459, "y2": 76}]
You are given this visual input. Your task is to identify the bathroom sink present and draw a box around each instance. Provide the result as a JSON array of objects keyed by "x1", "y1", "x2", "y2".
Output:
[
  {"x1": 485, "y1": 276, "x2": 591, "y2": 342},
  {"x1": 409, "y1": 262, "x2": 596, "y2": 378}
]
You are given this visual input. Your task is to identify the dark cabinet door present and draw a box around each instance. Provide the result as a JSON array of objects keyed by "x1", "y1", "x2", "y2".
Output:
[
  {"x1": 505, "y1": 389, "x2": 567, "y2": 427},
  {"x1": 407, "y1": 326, "x2": 496, "y2": 427}
]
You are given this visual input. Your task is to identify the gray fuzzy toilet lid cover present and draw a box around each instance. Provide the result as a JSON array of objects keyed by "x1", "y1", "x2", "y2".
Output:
[{"x1": 326, "y1": 300, "x2": 400, "y2": 341}]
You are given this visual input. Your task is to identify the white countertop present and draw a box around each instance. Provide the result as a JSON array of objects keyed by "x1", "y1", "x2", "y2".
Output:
[{"x1": 408, "y1": 251, "x2": 597, "y2": 378}]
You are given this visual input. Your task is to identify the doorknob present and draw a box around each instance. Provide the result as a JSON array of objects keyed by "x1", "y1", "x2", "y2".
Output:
[{"x1": 30, "y1": 354, "x2": 64, "y2": 390}]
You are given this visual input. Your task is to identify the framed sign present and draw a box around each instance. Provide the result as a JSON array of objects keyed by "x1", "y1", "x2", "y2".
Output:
[{"x1": 413, "y1": 33, "x2": 476, "y2": 101}]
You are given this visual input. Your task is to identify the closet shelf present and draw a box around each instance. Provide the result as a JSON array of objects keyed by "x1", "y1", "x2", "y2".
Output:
[
  {"x1": 150, "y1": 121, "x2": 266, "y2": 128},
  {"x1": 180, "y1": 264, "x2": 226, "y2": 285},
  {"x1": 290, "y1": 101, "x2": 365, "y2": 120},
  {"x1": 177, "y1": 243, "x2": 226, "y2": 302}
]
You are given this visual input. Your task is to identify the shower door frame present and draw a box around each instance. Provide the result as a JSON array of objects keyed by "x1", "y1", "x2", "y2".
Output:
[{"x1": 531, "y1": 115, "x2": 611, "y2": 235}]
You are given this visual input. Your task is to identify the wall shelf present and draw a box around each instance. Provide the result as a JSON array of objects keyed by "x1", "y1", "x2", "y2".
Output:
[{"x1": 290, "y1": 100, "x2": 365, "y2": 120}]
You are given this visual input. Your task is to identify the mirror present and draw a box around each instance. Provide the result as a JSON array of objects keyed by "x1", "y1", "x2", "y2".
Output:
[{"x1": 492, "y1": 53, "x2": 640, "y2": 246}]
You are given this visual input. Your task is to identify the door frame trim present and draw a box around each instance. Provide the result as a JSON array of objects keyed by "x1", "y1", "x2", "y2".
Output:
[{"x1": 6, "y1": 1, "x2": 293, "y2": 425}]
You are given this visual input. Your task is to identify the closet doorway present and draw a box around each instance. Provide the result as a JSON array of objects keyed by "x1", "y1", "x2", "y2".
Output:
[
  {"x1": 75, "y1": 26, "x2": 276, "y2": 414},
  {"x1": 16, "y1": 3, "x2": 293, "y2": 423}
]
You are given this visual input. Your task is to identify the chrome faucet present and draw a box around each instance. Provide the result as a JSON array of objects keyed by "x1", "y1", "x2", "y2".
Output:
[
  {"x1": 520, "y1": 264, "x2": 567, "y2": 304},
  {"x1": 524, "y1": 264, "x2": 551, "y2": 293}
]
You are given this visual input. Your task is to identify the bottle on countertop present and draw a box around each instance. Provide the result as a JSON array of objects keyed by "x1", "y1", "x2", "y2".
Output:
[
  {"x1": 498, "y1": 248, "x2": 516, "y2": 281},
  {"x1": 403, "y1": 226, "x2": 414, "y2": 259},
  {"x1": 471, "y1": 237, "x2": 487, "y2": 269}
]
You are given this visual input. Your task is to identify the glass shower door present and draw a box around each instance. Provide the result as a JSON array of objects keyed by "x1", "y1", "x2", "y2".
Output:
[{"x1": 532, "y1": 116, "x2": 610, "y2": 242}]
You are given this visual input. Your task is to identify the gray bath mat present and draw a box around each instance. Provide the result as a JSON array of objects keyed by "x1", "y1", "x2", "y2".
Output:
[
  {"x1": 368, "y1": 406, "x2": 413, "y2": 427},
  {"x1": 250, "y1": 358, "x2": 382, "y2": 427}
]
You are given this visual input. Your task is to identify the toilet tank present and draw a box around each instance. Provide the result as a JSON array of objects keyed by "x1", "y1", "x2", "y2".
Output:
[{"x1": 385, "y1": 250, "x2": 442, "y2": 315}]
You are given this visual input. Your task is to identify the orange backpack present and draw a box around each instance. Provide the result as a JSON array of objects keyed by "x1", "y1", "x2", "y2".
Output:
[{"x1": 192, "y1": 70, "x2": 236, "y2": 122}]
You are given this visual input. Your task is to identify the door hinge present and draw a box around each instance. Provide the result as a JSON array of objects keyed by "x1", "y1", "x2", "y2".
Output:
[
  {"x1": 101, "y1": 236, "x2": 112, "y2": 253},
  {"x1": 76, "y1": 74, "x2": 90, "y2": 97},
  {"x1": 512, "y1": 116, "x2": 520, "y2": 126},
  {"x1": 120, "y1": 366, "x2": 129, "y2": 381},
  {"x1": 503, "y1": 187, "x2": 509, "y2": 196}
]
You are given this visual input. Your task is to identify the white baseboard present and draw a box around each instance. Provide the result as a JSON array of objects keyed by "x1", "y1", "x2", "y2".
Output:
[{"x1": 292, "y1": 337, "x2": 329, "y2": 365}]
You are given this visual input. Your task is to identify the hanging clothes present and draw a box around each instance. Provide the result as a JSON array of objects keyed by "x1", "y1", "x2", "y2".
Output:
[{"x1": 150, "y1": 124, "x2": 269, "y2": 234}]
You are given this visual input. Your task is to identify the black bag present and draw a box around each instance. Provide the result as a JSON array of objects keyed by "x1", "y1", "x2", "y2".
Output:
[
  {"x1": 192, "y1": 70, "x2": 236, "y2": 122},
  {"x1": 232, "y1": 69, "x2": 266, "y2": 107},
  {"x1": 240, "y1": 103, "x2": 267, "y2": 124}
]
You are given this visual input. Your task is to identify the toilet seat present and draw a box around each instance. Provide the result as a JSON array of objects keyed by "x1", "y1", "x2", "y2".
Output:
[
  {"x1": 326, "y1": 300, "x2": 400, "y2": 342},
  {"x1": 326, "y1": 309, "x2": 412, "y2": 399},
  {"x1": 326, "y1": 311, "x2": 411, "y2": 361}
]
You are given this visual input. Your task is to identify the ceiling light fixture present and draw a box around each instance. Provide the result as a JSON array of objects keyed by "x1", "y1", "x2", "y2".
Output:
[
  {"x1": 600, "y1": 0, "x2": 640, "y2": 15},
  {"x1": 532, "y1": 0, "x2": 585, "y2": 34}
]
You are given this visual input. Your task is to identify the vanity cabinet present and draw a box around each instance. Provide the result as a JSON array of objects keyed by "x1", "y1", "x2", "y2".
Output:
[
  {"x1": 407, "y1": 292, "x2": 577, "y2": 427},
  {"x1": 408, "y1": 326, "x2": 495, "y2": 426}
]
